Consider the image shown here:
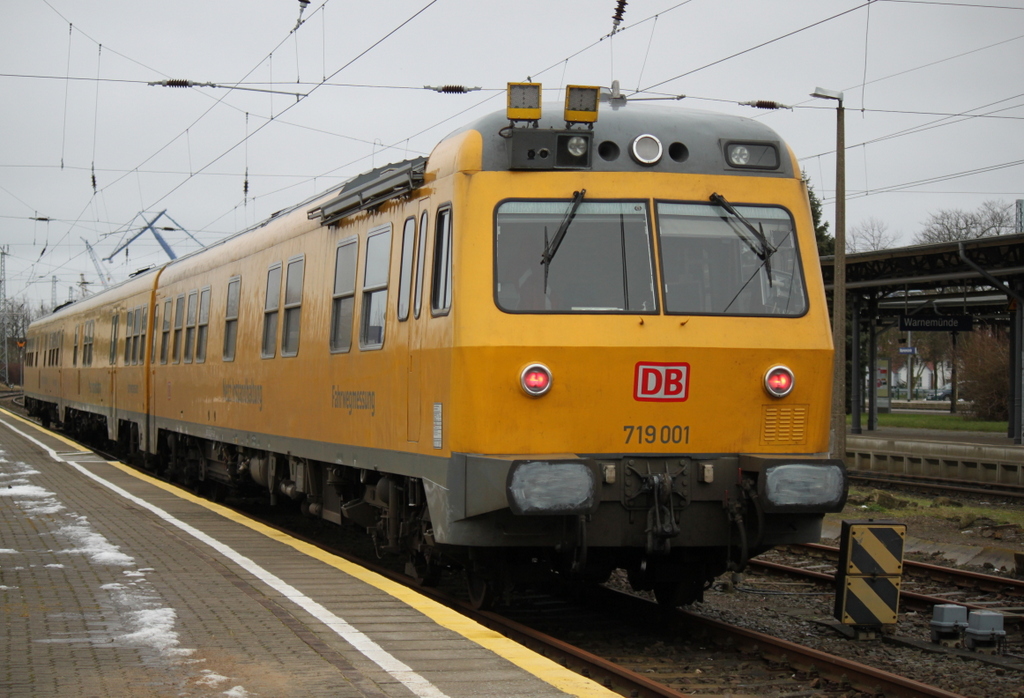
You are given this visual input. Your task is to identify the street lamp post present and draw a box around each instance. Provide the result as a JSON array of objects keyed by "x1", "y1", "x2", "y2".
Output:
[{"x1": 811, "y1": 87, "x2": 846, "y2": 463}]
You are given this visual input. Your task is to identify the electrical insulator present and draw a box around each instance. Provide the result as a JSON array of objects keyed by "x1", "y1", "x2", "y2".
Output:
[
  {"x1": 612, "y1": 0, "x2": 628, "y2": 28},
  {"x1": 739, "y1": 100, "x2": 793, "y2": 111},
  {"x1": 424, "y1": 85, "x2": 481, "y2": 94}
]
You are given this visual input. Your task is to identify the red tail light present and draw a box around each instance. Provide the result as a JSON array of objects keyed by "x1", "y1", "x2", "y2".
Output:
[
  {"x1": 764, "y1": 365, "x2": 794, "y2": 398},
  {"x1": 521, "y1": 364, "x2": 552, "y2": 396}
]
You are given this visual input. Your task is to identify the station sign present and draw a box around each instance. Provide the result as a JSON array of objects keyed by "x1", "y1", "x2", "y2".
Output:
[
  {"x1": 899, "y1": 314, "x2": 973, "y2": 332},
  {"x1": 898, "y1": 347, "x2": 917, "y2": 355}
]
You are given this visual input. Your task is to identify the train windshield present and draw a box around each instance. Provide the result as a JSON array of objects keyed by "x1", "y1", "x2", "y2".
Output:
[
  {"x1": 656, "y1": 202, "x2": 807, "y2": 316},
  {"x1": 495, "y1": 200, "x2": 657, "y2": 313}
]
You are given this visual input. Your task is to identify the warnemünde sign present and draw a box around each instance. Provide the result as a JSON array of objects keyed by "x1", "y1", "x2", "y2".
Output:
[{"x1": 898, "y1": 314, "x2": 974, "y2": 332}]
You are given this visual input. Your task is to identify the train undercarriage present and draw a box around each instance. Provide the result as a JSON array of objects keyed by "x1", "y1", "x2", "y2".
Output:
[{"x1": 29, "y1": 401, "x2": 845, "y2": 609}]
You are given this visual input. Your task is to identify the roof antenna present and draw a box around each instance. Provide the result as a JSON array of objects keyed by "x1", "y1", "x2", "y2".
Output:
[{"x1": 601, "y1": 79, "x2": 627, "y2": 109}]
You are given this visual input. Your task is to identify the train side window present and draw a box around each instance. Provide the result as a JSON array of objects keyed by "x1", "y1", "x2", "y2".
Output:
[
  {"x1": 134, "y1": 306, "x2": 146, "y2": 365},
  {"x1": 151, "y1": 303, "x2": 159, "y2": 364},
  {"x1": 109, "y1": 311, "x2": 118, "y2": 362},
  {"x1": 131, "y1": 309, "x2": 139, "y2": 365},
  {"x1": 414, "y1": 211, "x2": 428, "y2": 319},
  {"x1": 172, "y1": 295, "x2": 185, "y2": 364},
  {"x1": 282, "y1": 256, "x2": 304, "y2": 357},
  {"x1": 184, "y1": 291, "x2": 198, "y2": 363},
  {"x1": 262, "y1": 263, "x2": 282, "y2": 359},
  {"x1": 431, "y1": 206, "x2": 453, "y2": 315},
  {"x1": 360, "y1": 224, "x2": 392, "y2": 350},
  {"x1": 223, "y1": 277, "x2": 241, "y2": 361},
  {"x1": 72, "y1": 325, "x2": 79, "y2": 367},
  {"x1": 330, "y1": 238, "x2": 357, "y2": 353},
  {"x1": 195, "y1": 287, "x2": 211, "y2": 363},
  {"x1": 84, "y1": 320, "x2": 94, "y2": 366},
  {"x1": 124, "y1": 311, "x2": 133, "y2": 364},
  {"x1": 160, "y1": 299, "x2": 171, "y2": 364},
  {"x1": 398, "y1": 217, "x2": 415, "y2": 322}
]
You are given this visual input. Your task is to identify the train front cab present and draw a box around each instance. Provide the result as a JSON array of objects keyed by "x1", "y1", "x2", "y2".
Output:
[{"x1": 425, "y1": 101, "x2": 848, "y2": 604}]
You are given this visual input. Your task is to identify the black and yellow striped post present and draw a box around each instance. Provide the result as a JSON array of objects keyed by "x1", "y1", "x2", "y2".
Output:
[{"x1": 833, "y1": 520, "x2": 907, "y2": 634}]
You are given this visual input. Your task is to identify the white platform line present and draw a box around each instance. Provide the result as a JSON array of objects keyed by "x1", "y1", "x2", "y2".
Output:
[{"x1": 0, "y1": 417, "x2": 451, "y2": 698}]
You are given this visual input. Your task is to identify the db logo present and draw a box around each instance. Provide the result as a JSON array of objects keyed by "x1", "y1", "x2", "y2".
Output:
[{"x1": 634, "y1": 362, "x2": 690, "y2": 402}]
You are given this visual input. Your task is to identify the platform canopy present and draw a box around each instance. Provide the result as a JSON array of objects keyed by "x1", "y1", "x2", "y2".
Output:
[{"x1": 819, "y1": 233, "x2": 1024, "y2": 444}]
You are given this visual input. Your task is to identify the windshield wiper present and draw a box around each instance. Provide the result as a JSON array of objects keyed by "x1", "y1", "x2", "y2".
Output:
[
  {"x1": 541, "y1": 189, "x2": 586, "y2": 290},
  {"x1": 709, "y1": 192, "x2": 777, "y2": 286}
]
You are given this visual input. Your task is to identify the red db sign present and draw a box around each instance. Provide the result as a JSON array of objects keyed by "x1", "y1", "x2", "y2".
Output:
[{"x1": 634, "y1": 362, "x2": 689, "y2": 402}]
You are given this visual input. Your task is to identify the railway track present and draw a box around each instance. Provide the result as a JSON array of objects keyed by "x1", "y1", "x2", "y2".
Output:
[
  {"x1": 130, "y1": 471, "x2": 985, "y2": 696},
  {"x1": 751, "y1": 542, "x2": 1024, "y2": 624},
  {"x1": 848, "y1": 469, "x2": 1024, "y2": 500},
  {"x1": 4, "y1": 412, "x2": 1007, "y2": 697},
  {"x1": 223, "y1": 495, "x2": 969, "y2": 697}
]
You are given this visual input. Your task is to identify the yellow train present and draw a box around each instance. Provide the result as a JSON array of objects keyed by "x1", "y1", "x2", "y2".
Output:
[{"x1": 24, "y1": 83, "x2": 847, "y2": 607}]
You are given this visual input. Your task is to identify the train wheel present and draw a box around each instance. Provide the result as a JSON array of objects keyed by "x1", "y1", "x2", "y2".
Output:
[
  {"x1": 652, "y1": 581, "x2": 683, "y2": 607},
  {"x1": 466, "y1": 574, "x2": 495, "y2": 610},
  {"x1": 405, "y1": 552, "x2": 439, "y2": 587}
]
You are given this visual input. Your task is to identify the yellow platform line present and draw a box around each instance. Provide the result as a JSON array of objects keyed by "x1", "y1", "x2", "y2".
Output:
[{"x1": 0, "y1": 408, "x2": 616, "y2": 698}]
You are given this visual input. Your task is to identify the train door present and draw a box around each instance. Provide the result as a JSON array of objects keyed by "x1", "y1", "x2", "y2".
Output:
[
  {"x1": 57, "y1": 329, "x2": 65, "y2": 422},
  {"x1": 73, "y1": 324, "x2": 81, "y2": 398},
  {"x1": 109, "y1": 310, "x2": 119, "y2": 441},
  {"x1": 405, "y1": 205, "x2": 430, "y2": 442}
]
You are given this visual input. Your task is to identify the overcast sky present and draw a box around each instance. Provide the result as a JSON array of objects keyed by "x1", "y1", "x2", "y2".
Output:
[{"x1": 2, "y1": 0, "x2": 1022, "y2": 309}]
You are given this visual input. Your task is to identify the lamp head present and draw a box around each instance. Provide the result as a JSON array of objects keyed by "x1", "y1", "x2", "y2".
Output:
[{"x1": 811, "y1": 86, "x2": 844, "y2": 102}]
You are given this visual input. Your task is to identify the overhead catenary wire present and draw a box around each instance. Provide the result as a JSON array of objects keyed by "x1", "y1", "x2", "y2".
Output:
[
  {"x1": 60, "y1": 23, "x2": 72, "y2": 170},
  {"x1": 16, "y1": 0, "x2": 687, "y2": 254},
  {"x1": 636, "y1": 2, "x2": 873, "y2": 95},
  {"x1": 8, "y1": 0, "x2": 1023, "y2": 303},
  {"x1": 44, "y1": 0, "x2": 340, "y2": 270},
  {"x1": 129, "y1": 0, "x2": 442, "y2": 222},
  {"x1": 90, "y1": 44, "x2": 102, "y2": 194},
  {"x1": 819, "y1": 158, "x2": 1024, "y2": 204}
]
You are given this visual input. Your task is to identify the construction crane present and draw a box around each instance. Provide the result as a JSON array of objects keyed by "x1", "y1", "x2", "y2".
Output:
[{"x1": 81, "y1": 238, "x2": 111, "y2": 290}]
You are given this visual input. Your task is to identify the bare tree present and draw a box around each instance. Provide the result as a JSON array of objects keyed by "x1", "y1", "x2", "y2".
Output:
[
  {"x1": 913, "y1": 199, "x2": 1014, "y2": 244},
  {"x1": 958, "y1": 326, "x2": 1009, "y2": 421},
  {"x1": 848, "y1": 217, "x2": 900, "y2": 253}
]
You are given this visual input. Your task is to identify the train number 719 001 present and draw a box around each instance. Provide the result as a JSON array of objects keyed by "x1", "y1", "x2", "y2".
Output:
[{"x1": 623, "y1": 425, "x2": 690, "y2": 445}]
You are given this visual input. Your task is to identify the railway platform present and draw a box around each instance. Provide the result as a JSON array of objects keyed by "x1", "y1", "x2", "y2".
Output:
[
  {"x1": 0, "y1": 409, "x2": 613, "y2": 698},
  {"x1": 846, "y1": 424, "x2": 1024, "y2": 486},
  {"x1": 848, "y1": 424, "x2": 1018, "y2": 448}
]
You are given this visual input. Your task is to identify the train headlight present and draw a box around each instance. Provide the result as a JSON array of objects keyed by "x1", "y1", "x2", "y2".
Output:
[
  {"x1": 507, "y1": 82, "x2": 542, "y2": 122},
  {"x1": 630, "y1": 134, "x2": 663, "y2": 165},
  {"x1": 764, "y1": 365, "x2": 794, "y2": 398},
  {"x1": 556, "y1": 133, "x2": 592, "y2": 168},
  {"x1": 727, "y1": 144, "x2": 750, "y2": 166},
  {"x1": 761, "y1": 462, "x2": 847, "y2": 512},
  {"x1": 507, "y1": 460, "x2": 598, "y2": 515},
  {"x1": 564, "y1": 85, "x2": 600, "y2": 125},
  {"x1": 520, "y1": 363, "x2": 552, "y2": 396},
  {"x1": 724, "y1": 141, "x2": 780, "y2": 170},
  {"x1": 566, "y1": 135, "x2": 588, "y2": 157}
]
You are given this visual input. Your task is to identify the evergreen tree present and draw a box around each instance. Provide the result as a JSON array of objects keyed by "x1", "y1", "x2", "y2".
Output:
[{"x1": 803, "y1": 171, "x2": 834, "y2": 256}]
